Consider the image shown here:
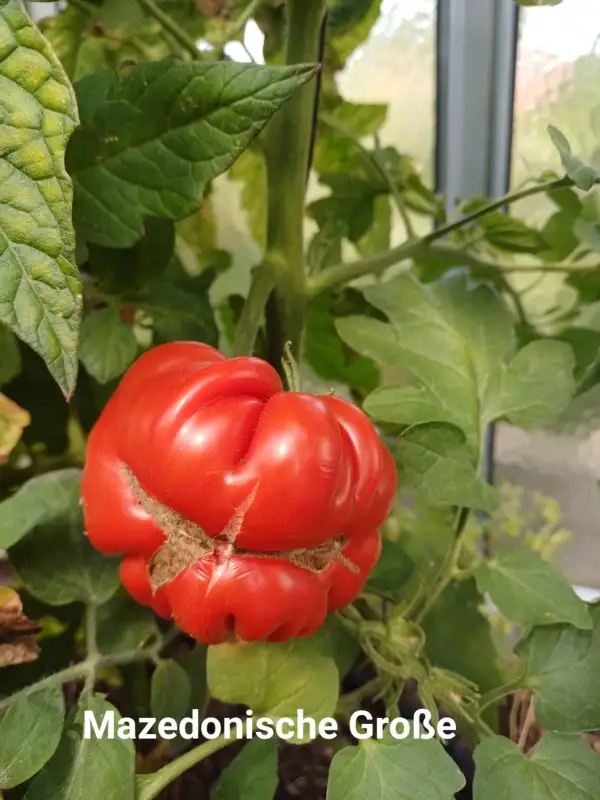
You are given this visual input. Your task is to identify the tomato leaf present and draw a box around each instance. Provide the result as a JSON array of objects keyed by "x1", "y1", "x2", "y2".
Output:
[
  {"x1": 326, "y1": 737, "x2": 465, "y2": 800},
  {"x1": 24, "y1": 694, "x2": 135, "y2": 800},
  {"x1": 475, "y1": 546, "x2": 592, "y2": 629},
  {"x1": 548, "y1": 125, "x2": 599, "y2": 191},
  {"x1": 396, "y1": 422, "x2": 498, "y2": 511},
  {"x1": 0, "y1": 687, "x2": 65, "y2": 789},
  {"x1": 150, "y1": 660, "x2": 192, "y2": 726},
  {"x1": 422, "y1": 580, "x2": 507, "y2": 695},
  {"x1": 473, "y1": 733, "x2": 600, "y2": 800},
  {"x1": 0, "y1": 468, "x2": 83, "y2": 550},
  {"x1": 0, "y1": 0, "x2": 82, "y2": 398},
  {"x1": 68, "y1": 60, "x2": 317, "y2": 247},
  {"x1": 214, "y1": 739, "x2": 278, "y2": 800},
  {"x1": 96, "y1": 591, "x2": 158, "y2": 655},
  {"x1": 516, "y1": 604, "x2": 600, "y2": 732},
  {"x1": 207, "y1": 639, "x2": 339, "y2": 744},
  {"x1": 79, "y1": 308, "x2": 138, "y2": 384},
  {"x1": 339, "y1": 274, "x2": 575, "y2": 451},
  {"x1": 9, "y1": 471, "x2": 120, "y2": 606},
  {"x1": 0, "y1": 325, "x2": 21, "y2": 385},
  {"x1": 0, "y1": 394, "x2": 29, "y2": 464}
]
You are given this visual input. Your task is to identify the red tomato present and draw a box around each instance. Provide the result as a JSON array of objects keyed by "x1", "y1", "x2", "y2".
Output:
[{"x1": 82, "y1": 342, "x2": 397, "y2": 644}]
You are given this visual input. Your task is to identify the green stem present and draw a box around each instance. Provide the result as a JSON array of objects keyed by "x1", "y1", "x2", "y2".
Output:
[
  {"x1": 0, "y1": 649, "x2": 158, "y2": 713},
  {"x1": 211, "y1": 0, "x2": 268, "y2": 56},
  {"x1": 84, "y1": 602, "x2": 98, "y2": 658},
  {"x1": 308, "y1": 176, "x2": 574, "y2": 295},
  {"x1": 478, "y1": 672, "x2": 527, "y2": 713},
  {"x1": 414, "y1": 508, "x2": 471, "y2": 624},
  {"x1": 137, "y1": 736, "x2": 231, "y2": 800},
  {"x1": 263, "y1": 0, "x2": 326, "y2": 362},
  {"x1": 232, "y1": 263, "x2": 275, "y2": 356},
  {"x1": 137, "y1": 0, "x2": 201, "y2": 60}
]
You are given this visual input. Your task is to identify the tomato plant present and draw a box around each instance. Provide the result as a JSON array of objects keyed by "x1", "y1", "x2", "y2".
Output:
[{"x1": 1, "y1": 0, "x2": 599, "y2": 798}]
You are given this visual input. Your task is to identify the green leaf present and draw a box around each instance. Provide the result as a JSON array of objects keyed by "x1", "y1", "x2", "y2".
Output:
[
  {"x1": 0, "y1": 687, "x2": 65, "y2": 790},
  {"x1": 482, "y1": 212, "x2": 546, "y2": 253},
  {"x1": 304, "y1": 613, "x2": 360, "y2": 679},
  {"x1": 328, "y1": 0, "x2": 380, "y2": 64},
  {"x1": 326, "y1": 737, "x2": 465, "y2": 800},
  {"x1": 516, "y1": 604, "x2": 600, "y2": 732},
  {"x1": 68, "y1": 60, "x2": 317, "y2": 247},
  {"x1": 96, "y1": 590, "x2": 158, "y2": 655},
  {"x1": 214, "y1": 739, "x2": 278, "y2": 800},
  {"x1": 475, "y1": 545, "x2": 592, "y2": 629},
  {"x1": 9, "y1": 471, "x2": 120, "y2": 605},
  {"x1": 304, "y1": 291, "x2": 379, "y2": 397},
  {"x1": 150, "y1": 660, "x2": 192, "y2": 725},
  {"x1": 339, "y1": 274, "x2": 575, "y2": 453},
  {"x1": 79, "y1": 308, "x2": 138, "y2": 384},
  {"x1": 366, "y1": 538, "x2": 414, "y2": 598},
  {"x1": 142, "y1": 271, "x2": 219, "y2": 346},
  {"x1": 87, "y1": 218, "x2": 175, "y2": 294},
  {"x1": 207, "y1": 638, "x2": 339, "y2": 744},
  {"x1": 422, "y1": 579, "x2": 506, "y2": 695},
  {"x1": 24, "y1": 694, "x2": 135, "y2": 800},
  {"x1": 0, "y1": 468, "x2": 83, "y2": 550},
  {"x1": 0, "y1": 0, "x2": 82, "y2": 397},
  {"x1": 40, "y1": 8, "x2": 109, "y2": 82},
  {"x1": 548, "y1": 125, "x2": 598, "y2": 191},
  {"x1": 473, "y1": 733, "x2": 600, "y2": 800},
  {"x1": 490, "y1": 340, "x2": 576, "y2": 428},
  {"x1": 0, "y1": 325, "x2": 21, "y2": 384},
  {"x1": 396, "y1": 423, "x2": 498, "y2": 511}
]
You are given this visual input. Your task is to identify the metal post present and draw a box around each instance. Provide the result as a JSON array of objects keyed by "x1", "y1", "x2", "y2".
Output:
[{"x1": 435, "y1": 0, "x2": 520, "y2": 484}]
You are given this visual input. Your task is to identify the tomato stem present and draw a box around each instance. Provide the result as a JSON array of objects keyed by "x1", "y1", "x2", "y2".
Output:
[{"x1": 262, "y1": 0, "x2": 326, "y2": 365}]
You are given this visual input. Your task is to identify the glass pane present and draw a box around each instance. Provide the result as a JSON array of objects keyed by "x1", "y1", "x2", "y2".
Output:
[{"x1": 499, "y1": 0, "x2": 600, "y2": 591}]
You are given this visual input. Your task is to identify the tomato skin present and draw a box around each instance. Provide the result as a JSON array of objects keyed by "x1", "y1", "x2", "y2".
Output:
[{"x1": 82, "y1": 342, "x2": 397, "y2": 644}]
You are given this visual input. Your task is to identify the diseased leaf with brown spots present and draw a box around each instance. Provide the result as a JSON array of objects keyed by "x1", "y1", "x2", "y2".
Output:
[
  {"x1": 0, "y1": 586, "x2": 41, "y2": 668},
  {"x1": 0, "y1": 394, "x2": 30, "y2": 463}
]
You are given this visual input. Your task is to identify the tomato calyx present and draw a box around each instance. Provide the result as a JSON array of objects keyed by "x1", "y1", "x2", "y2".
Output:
[{"x1": 123, "y1": 465, "x2": 359, "y2": 593}]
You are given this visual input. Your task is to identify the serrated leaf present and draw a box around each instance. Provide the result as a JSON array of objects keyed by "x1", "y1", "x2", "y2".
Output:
[
  {"x1": 150, "y1": 660, "x2": 192, "y2": 725},
  {"x1": 79, "y1": 308, "x2": 138, "y2": 384},
  {"x1": 490, "y1": 340, "x2": 575, "y2": 427},
  {"x1": 0, "y1": 468, "x2": 83, "y2": 550},
  {"x1": 475, "y1": 546, "x2": 592, "y2": 630},
  {"x1": 24, "y1": 694, "x2": 135, "y2": 800},
  {"x1": 96, "y1": 590, "x2": 158, "y2": 655},
  {"x1": 327, "y1": 737, "x2": 466, "y2": 800},
  {"x1": 473, "y1": 733, "x2": 600, "y2": 800},
  {"x1": 0, "y1": 0, "x2": 82, "y2": 397},
  {"x1": 214, "y1": 740, "x2": 278, "y2": 800},
  {"x1": 548, "y1": 125, "x2": 598, "y2": 191},
  {"x1": 396, "y1": 422, "x2": 498, "y2": 511},
  {"x1": 0, "y1": 687, "x2": 64, "y2": 789},
  {"x1": 9, "y1": 470, "x2": 120, "y2": 606},
  {"x1": 0, "y1": 325, "x2": 21, "y2": 384},
  {"x1": 207, "y1": 638, "x2": 339, "y2": 744},
  {"x1": 0, "y1": 393, "x2": 29, "y2": 462},
  {"x1": 516, "y1": 604, "x2": 600, "y2": 732},
  {"x1": 142, "y1": 271, "x2": 219, "y2": 346},
  {"x1": 339, "y1": 274, "x2": 576, "y2": 454},
  {"x1": 68, "y1": 60, "x2": 317, "y2": 247}
]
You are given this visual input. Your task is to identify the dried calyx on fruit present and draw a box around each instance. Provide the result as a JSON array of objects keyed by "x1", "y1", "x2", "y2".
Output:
[{"x1": 81, "y1": 342, "x2": 397, "y2": 645}]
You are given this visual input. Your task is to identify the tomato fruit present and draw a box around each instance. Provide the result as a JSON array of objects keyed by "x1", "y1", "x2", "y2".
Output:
[{"x1": 82, "y1": 342, "x2": 397, "y2": 644}]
